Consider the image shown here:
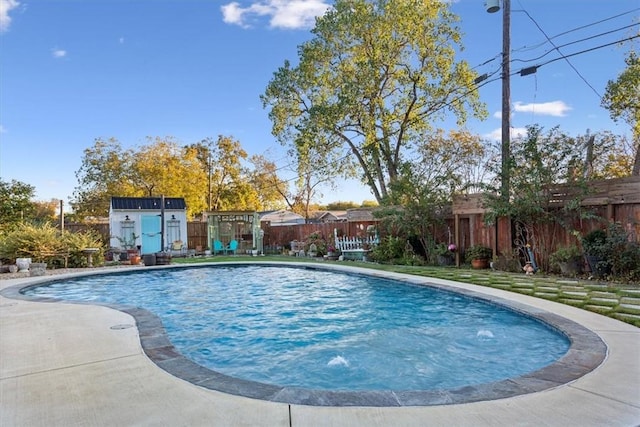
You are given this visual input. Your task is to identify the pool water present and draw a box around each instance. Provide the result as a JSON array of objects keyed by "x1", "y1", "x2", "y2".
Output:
[{"x1": 24, "y1": 265, "x2": 570, "y2": 391}]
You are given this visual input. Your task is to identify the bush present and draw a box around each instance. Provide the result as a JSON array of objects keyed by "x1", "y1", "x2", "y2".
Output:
[
  {"x1": 369, "y1": 235, "x2": 408, "y2": 264},
  {"x1": 549, "y1": 245, "x2": 582, "y2": 266},
  {"x1": 581, "y1": 223, "x2": 640, "y2": 282},
  {"x1": 0, "y1": 223, "x2": 105, "y2": 268},
  {"x1": 581, "y1": 229, "x2": 609, "y2": 258},
  {"x1": 464, "y1": 245, "x2": 493, "y2": 263}
]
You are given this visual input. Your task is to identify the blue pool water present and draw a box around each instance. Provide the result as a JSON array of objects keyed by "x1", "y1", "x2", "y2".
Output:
[{"x1": 23, "y1": 265, "x2": 570, "y2": 391}]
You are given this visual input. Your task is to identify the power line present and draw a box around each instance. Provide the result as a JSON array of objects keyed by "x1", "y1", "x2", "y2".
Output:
[
  {"x1": 518, "y1": 34, "x2": 640, "y2": 77},
  {"x1": 511, "y1": 23, "x2": 639, "y2": 65},
  {"x1": 517, "y1": 5, "x2": 603, "y2": 98},
  {"x1": 511, "y1": 7, "x2": 640, "y2": 54}
]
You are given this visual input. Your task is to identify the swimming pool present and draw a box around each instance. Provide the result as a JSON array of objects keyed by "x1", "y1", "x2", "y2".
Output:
[{"x1": 14, "y1": 263, "x2": 606, "y2": 406}]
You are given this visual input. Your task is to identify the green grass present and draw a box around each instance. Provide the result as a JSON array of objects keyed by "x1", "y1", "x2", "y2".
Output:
[{"x1": 171, "y1": 255, "x2": 640, "y2": 328}]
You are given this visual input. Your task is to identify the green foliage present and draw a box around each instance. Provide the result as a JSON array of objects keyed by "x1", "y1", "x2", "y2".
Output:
[
  {"x1": 601, "y1": 51, "x2": 640, "y2": 143},
  {"x1": 482, "y1": 125, "x2": 597, "y2": 268},
  {"x1": 262, "y1": 0, "x2": 487, "y2": 204},
  {"x1": 464, "y1": 245, "x2": 492, "y2": 262},
  {"x1": 368, "y1": 235, "x2": 411, "y2": 264},
  {"x1": 303, "y1": 231, "x2": 329, "y2": 256},
  {"x1": 581, "y1": 223, "x2": 640, "y2": 281},
  {"x1": 581, "y1": 229, "x2": 608, "y2": 258},
  {"x1": 549, "y1": 245, "x2": 582, "y2": 266},
  {"x1": 0, "y1": 179, "x2": 36, "y2": 233},
  {"x1": 73, "y1": 135, "x2": 286, "y2": 220},
  {"x1": 61, "y1": 230, "x2": 105, "y2": 268},
  {"x1": 0, "y1": 223, "x2": 104, "y2": 268},
  {"x1": 325, "y1": 201, "x2": 360, "y2": 210}
]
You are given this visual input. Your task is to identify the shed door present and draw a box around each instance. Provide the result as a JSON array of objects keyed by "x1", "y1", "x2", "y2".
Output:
[{"x1": 141, "y1": 215, "x2": 162, "y2": 254}]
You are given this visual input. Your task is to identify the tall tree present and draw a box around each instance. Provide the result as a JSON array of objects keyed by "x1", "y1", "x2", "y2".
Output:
[
  {"x1": 72, "y1": 138, "x2": 129, "y2": 219},
  {"x1": 262, "y1": 0, "x2": 487, "y2": 204},
  {"x1": 247, "y1": 154, "x2": 288, "y2": 211},
  {"x1": 601, "y1": 50, "x2": 640, "y2": 175},
  {"x1": 0, "y1": 179, "x2": 36, "y2": 232}
]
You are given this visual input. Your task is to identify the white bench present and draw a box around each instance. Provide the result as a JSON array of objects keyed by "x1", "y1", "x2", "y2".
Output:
[{"x1": 334, "y1": 230, "x2": 378, "y2": 261}]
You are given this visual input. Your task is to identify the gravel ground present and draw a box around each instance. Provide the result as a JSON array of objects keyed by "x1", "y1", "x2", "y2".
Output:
[{"x1": 0, "y1": 264, "x2": 144, "y2": 280}]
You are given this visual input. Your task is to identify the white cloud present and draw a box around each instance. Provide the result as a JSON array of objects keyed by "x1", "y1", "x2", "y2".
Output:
[
  {"x1": 513, "y1": 100, "x2": 572, "y2": 117},
  {"x1": 485, "y1": 127, "x2": 528, "y2": 141},
  {"x1": 119, "y1": 37, "x2": 125, "y2": 44},
  {"x1": 221, "y1": 0, "x2": 331, "y2": 29},
  {"x1": 0, "y1": 0, "x2": 20, "y2": 32},
  {"x1": 52, "y1": 48, "x2": 67, "y2": 58}
]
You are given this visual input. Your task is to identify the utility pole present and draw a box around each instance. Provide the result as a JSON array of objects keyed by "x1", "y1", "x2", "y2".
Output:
[
  {"x1": 208, "y1": 151, "x2": 212, "y2": 212},
  {"x1": 59, "y1": 200, "x2": 64, "y2": 232},
  {"x1": 486, "y1": 0, "x2": 512, "y2": 257},
  {"x1": 501, "y1": 0, "x2": 511, "y2": 203}
]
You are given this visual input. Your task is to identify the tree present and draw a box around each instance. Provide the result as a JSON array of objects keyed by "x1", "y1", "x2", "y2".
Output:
[
  {"x1": 72, "y1": 138, "x2": 130, "y2": 219},
  {"x1": 326, "y1": 201, "x2": 360, "y2": 210},
  {"x1": 601, "y1": 50, "x2": 640, "y2": 175},
  {"x1": 410, "y1": 129, "x2": 492, "y2": 195},
  {"x1": 580, "y1": 131, "x2": 636, "y2": 179},
  {"x1": 262, "y1": 0, "x2": 487, "y2": 204},
  {"x1": 0, "y1": 179, "x2": 36, "y2": 233},
  {"x1": 247, "y1": 154, "x2": 288, "y2": 211},
  {"x1": 73, "y1": 137, "x2": 208, "y2": 219},
  {"x1": 483, "y1": 125, "x2": 594, "y2": 270},
  {"x1": 32, "y1": 199, "x2": 60, "y2": 225}
]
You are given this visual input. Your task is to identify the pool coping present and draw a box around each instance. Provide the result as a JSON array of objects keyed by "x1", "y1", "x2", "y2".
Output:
[{"x1": 0, "y1": 261, "x2": 609, "y2": 407}]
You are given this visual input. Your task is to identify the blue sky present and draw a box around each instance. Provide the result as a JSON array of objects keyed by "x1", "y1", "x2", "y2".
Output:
[{"x1": 0, "y1": 0, "x2": 638, "y2": 209}]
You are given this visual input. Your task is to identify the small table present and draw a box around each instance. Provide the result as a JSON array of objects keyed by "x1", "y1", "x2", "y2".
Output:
[{"x1": 82, "y1": 248, "x2": 99, "y2": 267}]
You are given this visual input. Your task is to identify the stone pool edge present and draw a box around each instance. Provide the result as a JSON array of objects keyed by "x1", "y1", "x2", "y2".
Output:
[{"x1": 0, "y1": 262, "x2": 608, "y2": 407}]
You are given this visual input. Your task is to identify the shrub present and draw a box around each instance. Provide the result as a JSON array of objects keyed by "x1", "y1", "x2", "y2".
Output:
[
  {"x1": 464, "y1": 245, "x2": 493, "y2": 262},
  {"x1": 369, "y1": 235, "x2": 407, "y2": 264},
  {"x1": 549, "y1": 245, "x2": 582, "y2": 266},
  {"x1": 0, "y1": 223, "x2": 105, "y2": 268},
  {"x1": 581, "y1": 229, "x2": 609, "y2": 258}
]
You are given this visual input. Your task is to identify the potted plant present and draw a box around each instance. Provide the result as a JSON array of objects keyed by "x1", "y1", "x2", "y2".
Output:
[
  {"x1": 581, "y1": 229, "x2": 612, "y2": 277},
  {"x1": 434, "y1": 243, "x2": 455, "y2": 266},
  {"x1": 325, "y1": 244, "x2": 340, "y2": 261},
  {"x1": 549, "y1": 245, "x2": 583, "y2": 276},
  {"x1": 465, "y1": 245, "x2": 493, "y2": 269}
]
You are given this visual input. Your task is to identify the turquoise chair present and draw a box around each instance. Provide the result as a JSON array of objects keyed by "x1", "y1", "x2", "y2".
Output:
[
  {"x1": 227, "y1": 239, "x2": 238, "y2": 255},
  {"x1": 213, "y1": 240, "x2": 226, "y2": 255}
]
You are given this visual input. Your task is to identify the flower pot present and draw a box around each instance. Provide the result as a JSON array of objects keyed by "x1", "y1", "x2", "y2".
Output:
[
  {"x1": 8, "y1": 265, "x2": 18, "y2": 273},
  {"x1": 16, "y1": 258, "x2": 31, "y2": 272},
  {"x1": 471, "y1": 258, "x2": 489, "y2": 269},
  {"x1": 585, "y1": 255, "x2": 611, "y2": 278},
  {"x1": 143, "y1": 253, "x2": 157, "y2": 266},
  {"x1": 437, "y1": 255, "x2": 455, "y2": 266},
  {"x1": 129, "y1": 255, "x2": 141, "y2": 265},
  {"x1": 29, "y1": 262, "x2": 47, "y2": 276},
  {"x1": 559, "y1": 259, "x2": 583, "y2": 276},
  {"x1": 155, "y1": 252, "x2": 172, "y2": 265}
]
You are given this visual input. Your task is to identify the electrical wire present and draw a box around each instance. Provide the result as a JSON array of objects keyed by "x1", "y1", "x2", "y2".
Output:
[{"x1": 517, "y1": 4, "x2": 603, "y2": 98}]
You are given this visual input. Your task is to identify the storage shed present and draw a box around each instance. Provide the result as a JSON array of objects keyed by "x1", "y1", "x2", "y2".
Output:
[{"x1": 109, "y1": 196, "x2": 188, "y2": 255}]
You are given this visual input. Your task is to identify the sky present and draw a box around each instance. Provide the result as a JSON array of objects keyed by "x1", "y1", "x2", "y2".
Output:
[{"x1": 0, "y1": 0, "x2": 638, "y2": 210}]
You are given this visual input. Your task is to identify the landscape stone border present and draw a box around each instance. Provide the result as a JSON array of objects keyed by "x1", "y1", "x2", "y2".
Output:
[{"x1": 1, "y1": 263, "x2": 608, "y2": 407}]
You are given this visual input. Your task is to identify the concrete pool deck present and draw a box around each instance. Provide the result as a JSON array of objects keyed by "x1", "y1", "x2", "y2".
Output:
[{"x1": 1, "y1": 263, "x2": 639, "y2": 426}]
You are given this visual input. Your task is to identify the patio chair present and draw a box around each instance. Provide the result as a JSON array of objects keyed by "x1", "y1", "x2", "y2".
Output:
[
  {"x1": 170, "y1": 240, "x2": 187, "y2": 257},
  {"x1": 213, "y1": 240, "x2": 226, "y2": 255},
  {"x1": 227, "y1": 239, "x2": 238, "y2": 255}
]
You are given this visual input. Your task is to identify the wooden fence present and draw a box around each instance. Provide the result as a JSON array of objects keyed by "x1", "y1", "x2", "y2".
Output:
[
  {"x1": 452, "y1": 176, "x2": 640, "y2": 267},
  {"x1": 63, "y1": 177, "x2": 639, "y2": 265}
]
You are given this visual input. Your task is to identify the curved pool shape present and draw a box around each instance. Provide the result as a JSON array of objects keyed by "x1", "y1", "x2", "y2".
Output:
[{"x1": 11, "y1": 263, "x2": 606, "y2": 407}]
